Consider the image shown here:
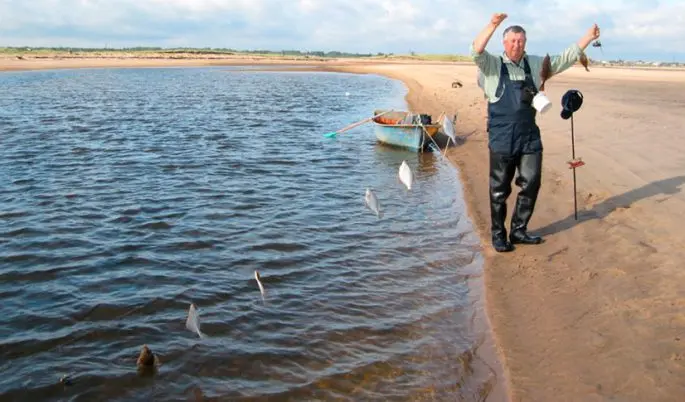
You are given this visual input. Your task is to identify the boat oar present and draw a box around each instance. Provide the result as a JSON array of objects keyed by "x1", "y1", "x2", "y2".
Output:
[{"x1": 324, "y1": 110, "x2": 394, "y2": 138}]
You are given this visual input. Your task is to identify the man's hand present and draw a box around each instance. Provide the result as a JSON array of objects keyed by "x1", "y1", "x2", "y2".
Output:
[
  {"x1": 587, "y1": 23, "x2": 600, "y2": 40},
  {"x1": 472, "y1": 13, "x2": 508, "y2": 56},
  {"x1": 578, "y1": 23, "x2": 600, "y2": 49},
  {"x1": 491, "y1": 13, "x2": 508, "y2": 27}
]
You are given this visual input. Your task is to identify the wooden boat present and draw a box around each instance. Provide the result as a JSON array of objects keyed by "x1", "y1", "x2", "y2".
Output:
[{"x1": 371, "y1": 109, "x2": 442, "y2": 152}]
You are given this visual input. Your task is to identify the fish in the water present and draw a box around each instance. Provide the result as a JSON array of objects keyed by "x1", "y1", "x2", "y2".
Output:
[
  {"x1": 255, "y1": 270, "x2": 265, "y2": 296},
  {"x1": 540, "y1": 53, "x2": 552, "y2": 91},
  {"x1": 185, "y1": 303, "x2": 204, "y2": 338},
  {"x1": 364, "y1": 188, "x2": 382, "y2": 218},
  {"x1": 579, "y1": 51, "x2": 590, "y2": 72},
  {"x1": 398, "y1": 160, "x2": 413, "y2": 190},
  {"x1": 60, "y1": 375, "x2": 73, "y2": 386},
  {"x1": 137, "y1": 344, "x2": 157, "y2": 368}
]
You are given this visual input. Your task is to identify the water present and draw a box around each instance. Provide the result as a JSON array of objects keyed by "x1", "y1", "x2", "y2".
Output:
[{"x1": 0, "y1": 67, "x2": 496, "y2": 401}]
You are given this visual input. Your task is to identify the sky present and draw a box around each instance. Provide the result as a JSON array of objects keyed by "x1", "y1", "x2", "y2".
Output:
[{"x1": 0, "y1": 0, "x2": 683, "y2": 62}]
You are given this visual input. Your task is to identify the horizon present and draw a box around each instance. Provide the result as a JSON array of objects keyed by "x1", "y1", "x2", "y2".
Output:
[
  {"x1": 1, "y1": 45, "x2": 679, "y2": 64},
  {"x1": 1, "y1": 1, "x2": 684, "y2": 63}
]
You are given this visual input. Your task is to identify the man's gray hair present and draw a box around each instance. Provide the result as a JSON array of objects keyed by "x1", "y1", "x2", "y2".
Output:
[{"x1": 503, "y1": 25, "x2": 526, "y2": 38}]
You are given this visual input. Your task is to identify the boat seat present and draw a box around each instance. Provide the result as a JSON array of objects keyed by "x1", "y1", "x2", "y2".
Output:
[{"x1": 375, "y1": 116, "x2": 402, "y2": 125}]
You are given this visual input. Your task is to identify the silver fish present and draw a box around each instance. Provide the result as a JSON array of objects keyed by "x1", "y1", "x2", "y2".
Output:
[
  {"x1": 255, "y1": 270, "x2": 265, "y2": 296},
  {"x1": 185, "y1": 303, "x2": 204, "y2": 339},
  {"x1": 364, "y1": 188, "x2": 382, "y2": 218},
  {"x1": 398, "y1": 160, "x2": 413, "y2": 190}
]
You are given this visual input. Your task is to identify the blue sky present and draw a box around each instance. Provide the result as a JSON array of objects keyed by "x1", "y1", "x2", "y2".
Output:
[{"x1": 0, "y1": 0, "x2": 683, "y2": 62}]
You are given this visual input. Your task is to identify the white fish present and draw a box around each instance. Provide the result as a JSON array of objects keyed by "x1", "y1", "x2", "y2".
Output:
[
  {"x1": 185, "y1": 303, "x2": 204, "y2": 338},
  {"x1": 441, "y1": 115, "x2": 456, "y2": 144},
  {"x1": 255, "y1": 270, "x2": 265, "y2": 296},
  {"x1": 398, "y1": 160, "x2": 413, "y2": 190},
  {"x1": 364, "y1": 188, "x2": 382, "y2": 218}
]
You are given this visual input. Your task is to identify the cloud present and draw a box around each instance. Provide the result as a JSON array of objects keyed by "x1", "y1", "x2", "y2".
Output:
[{"x1": 0, "y1": 0, "x2": 682, "y2": 61}]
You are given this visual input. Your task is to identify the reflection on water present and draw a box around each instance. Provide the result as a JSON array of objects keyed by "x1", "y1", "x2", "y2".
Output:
[{"x1": 0, "y1": 66, "x2": 502, "y2": 401}]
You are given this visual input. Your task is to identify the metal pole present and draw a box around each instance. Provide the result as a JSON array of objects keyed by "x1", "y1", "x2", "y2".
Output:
[{"x1": 571, "y1": 114, "x2": 578, "y2": 220}]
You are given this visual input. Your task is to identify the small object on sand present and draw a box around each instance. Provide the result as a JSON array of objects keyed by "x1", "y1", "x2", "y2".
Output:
[
  {"x1": 364, "y1": 188, "x2": 382, "y2": 218},
  {"x1": 567, "y1": 158, "x2": 585, "y2": 169},
  {"x1": 451, "y1": 80, "x2": 463, "y2": 88},
  {"x1": 255, "y1": 270, "x2": 265, "y2": 296},
  {"x1": 579, "y1": 52, "x2": 590, "y2": 72},
  {"x1": 398, "y1": 160, "x2": 414, "y2": 190},
  {"x1": 540, "y1": 53, "x2": 552, "y2": 91},
  {"x1": 60, "y1": 374, "x2": 73, "y2": 386},
  {"x1": 186, "y1": 303, "x2": 204, "y2": 338},
  {"x1": 136, "y1": 344, "x2": 157, "y2": 368}
]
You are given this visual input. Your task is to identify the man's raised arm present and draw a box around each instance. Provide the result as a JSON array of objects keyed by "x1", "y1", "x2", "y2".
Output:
[
  {"x1": 473, "y1": 13, "x2": 508, "y2": 54},
  {"x1": 471, "y1": 13, "x2": 509, "y2": 76}
]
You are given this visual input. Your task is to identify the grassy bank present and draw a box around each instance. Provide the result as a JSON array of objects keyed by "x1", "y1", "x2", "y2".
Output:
[{"x1": 0, "y1": 46, "x2": 471, "y2": 62}]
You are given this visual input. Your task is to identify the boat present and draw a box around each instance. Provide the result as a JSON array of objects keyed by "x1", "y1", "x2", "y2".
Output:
[{"x1": 371, "y1": 109, "x2": 444, "y2": 152}]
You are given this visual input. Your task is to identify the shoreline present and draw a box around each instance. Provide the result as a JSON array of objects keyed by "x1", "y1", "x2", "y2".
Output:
[
  {"x1": 5, "y1": 57, "x2": 685, "y2": 401},
  {"x1": 322, "y1": 64, "x2": 514, "y2": 401},
  {"x1": 0, "y1": 57, "x2": 511, "y2": 399}
]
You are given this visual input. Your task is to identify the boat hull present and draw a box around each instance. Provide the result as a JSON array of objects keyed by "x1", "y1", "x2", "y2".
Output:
[{"x1": 372, "y1": 110, "x2": 441, "y2": 152}]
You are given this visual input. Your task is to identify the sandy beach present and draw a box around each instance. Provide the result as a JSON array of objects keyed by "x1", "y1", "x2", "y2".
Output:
[{"x1": 4, "y1": 55, "x2": 685, "y2": 401}]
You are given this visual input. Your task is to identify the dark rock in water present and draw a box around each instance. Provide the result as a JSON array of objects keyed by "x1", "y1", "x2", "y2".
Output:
[{"x1": 137, "y1": 344, "x2": 157, "y2": 368}]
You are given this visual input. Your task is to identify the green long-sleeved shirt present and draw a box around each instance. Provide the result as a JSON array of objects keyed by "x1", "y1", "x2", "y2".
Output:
[{"x1": 471, "y1": 43, "x2": 582, "y2": 102}]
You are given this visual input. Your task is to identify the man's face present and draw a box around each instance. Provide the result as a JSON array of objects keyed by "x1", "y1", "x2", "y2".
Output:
[{"x1": 503, "y1": 32, "x2": 526, "y2": 63}]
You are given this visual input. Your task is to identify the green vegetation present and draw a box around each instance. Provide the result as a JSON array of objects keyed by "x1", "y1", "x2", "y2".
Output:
[{"x1": 0, "y1": 46, "x2": 470, "y2": 62}]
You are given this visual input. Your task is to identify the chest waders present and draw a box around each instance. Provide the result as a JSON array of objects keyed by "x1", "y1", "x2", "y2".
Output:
[{"x1": 487, "y1": 57, "x2": 544, "y2": 252}]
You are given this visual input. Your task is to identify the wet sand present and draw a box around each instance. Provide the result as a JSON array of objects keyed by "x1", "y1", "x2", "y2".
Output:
[{"x1": 4, "y1": 55, "x2": 685, "y2": 401}]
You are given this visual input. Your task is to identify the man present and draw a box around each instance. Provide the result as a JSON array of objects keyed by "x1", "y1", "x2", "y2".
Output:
[{"x1": 471, "y1": 13, "x2": 600, "y2": 252}]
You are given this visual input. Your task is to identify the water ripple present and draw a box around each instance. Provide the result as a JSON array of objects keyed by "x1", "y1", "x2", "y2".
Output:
[{"x1": 0, "y1": 67, "x2": 490, "y2": 401}]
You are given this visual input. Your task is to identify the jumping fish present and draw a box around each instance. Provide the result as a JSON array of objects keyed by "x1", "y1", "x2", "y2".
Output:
[
  {"x1": 540, "y1": 53, "x2": 552, "y2": 91},
  {"x1": 398, "y1": 160, "x2": 414, "y2": 190},
  {"x1": 579, "y1": 51, "x2": 590, "y2": 72},
  {"x1": 185, "y1": 303, "x2": 204, "y2": 339},
  {"x1": 255, "y1": 270, "x2": 265, "y2": 296},
  {"x1": 364, "y1": 188, "x2": 382, "y2": 218}
]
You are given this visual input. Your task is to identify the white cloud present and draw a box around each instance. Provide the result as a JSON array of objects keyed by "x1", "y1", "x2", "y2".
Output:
[{"x1": 0, "y1": 0, "x2": 682, "y2": 61}]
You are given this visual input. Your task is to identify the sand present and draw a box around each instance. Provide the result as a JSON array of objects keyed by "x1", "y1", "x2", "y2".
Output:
[{"x1": 4, "y1": 55, "x2": 685, "y2": 401}]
